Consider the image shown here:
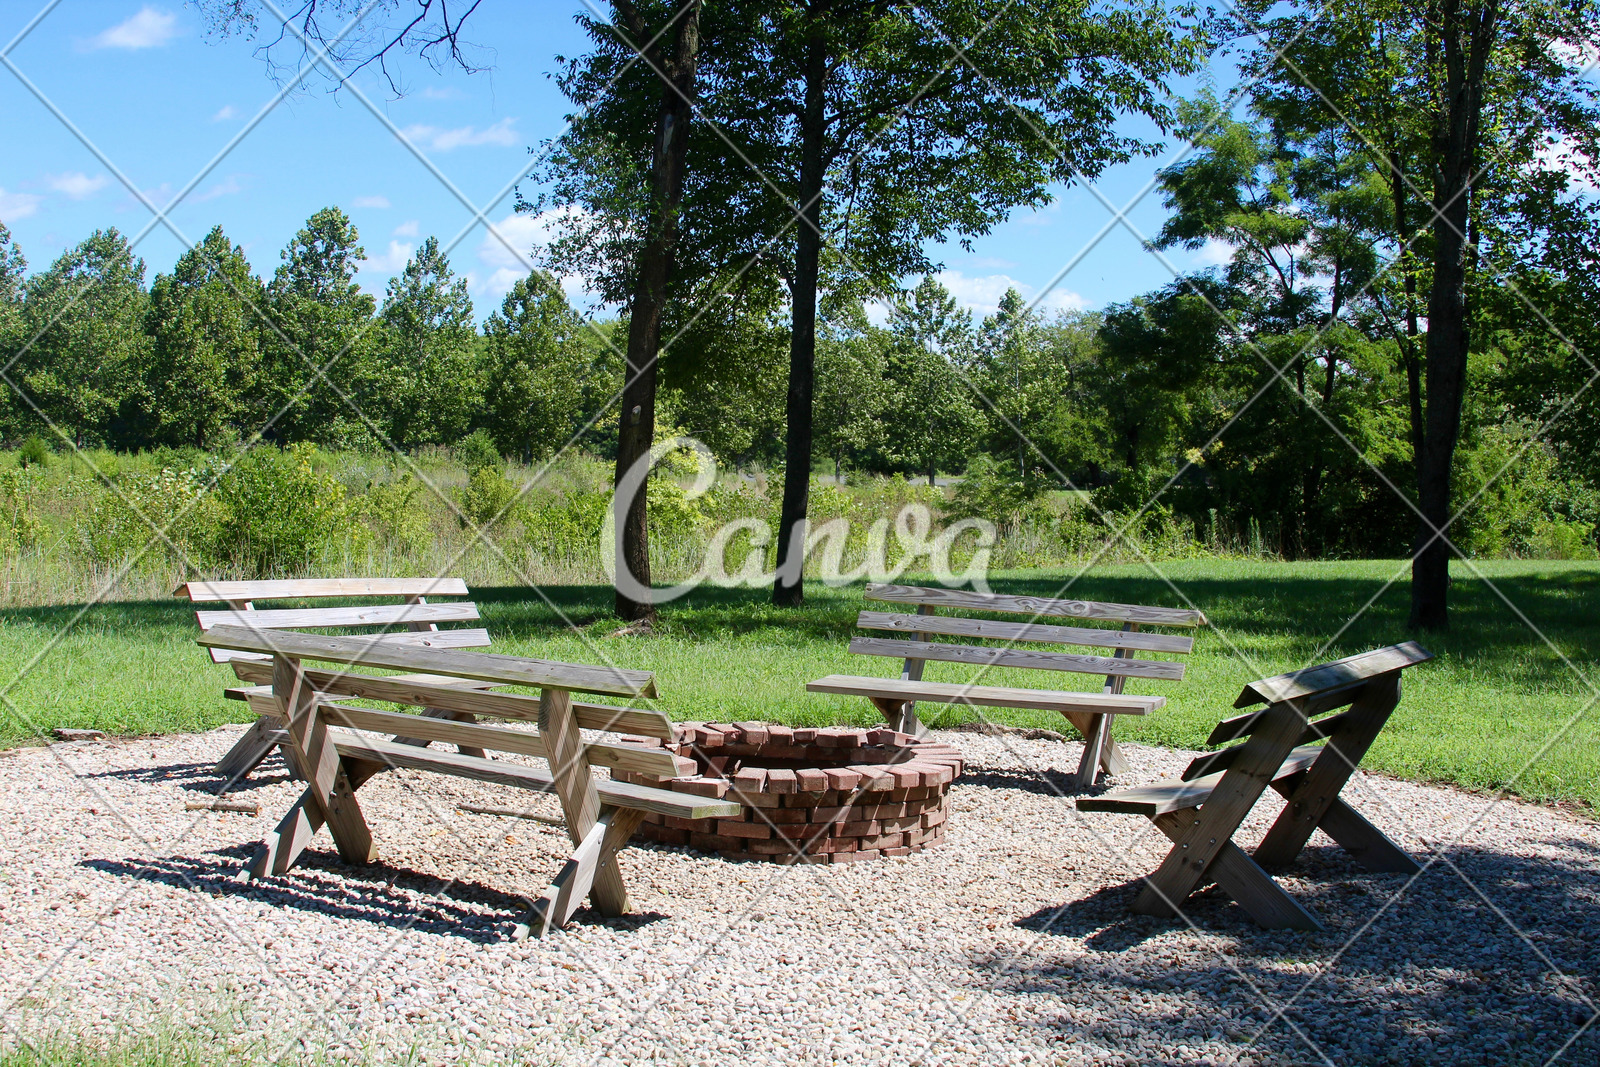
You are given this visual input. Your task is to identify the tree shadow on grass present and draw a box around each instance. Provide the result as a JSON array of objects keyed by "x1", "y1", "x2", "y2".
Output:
[
  {"x1": 985, "y1": 840, "x2": 1600, "y2": 1066},
  {"x1": 83, "y1": 847, "x2": 670, "y2": 942}
]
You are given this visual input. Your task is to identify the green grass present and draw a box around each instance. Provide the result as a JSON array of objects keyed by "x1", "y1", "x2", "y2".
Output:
[{"x1": 1, "y1": 558, "x2": 1595, "y2": 810}]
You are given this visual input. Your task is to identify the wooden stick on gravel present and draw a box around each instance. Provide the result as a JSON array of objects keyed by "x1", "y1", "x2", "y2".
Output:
[
  {"x1": 185, "y1": 799, "x2": 261, "y2": 815},
  {"x1": 456, "y1": 802, "x2": 565, "y2": 828}
]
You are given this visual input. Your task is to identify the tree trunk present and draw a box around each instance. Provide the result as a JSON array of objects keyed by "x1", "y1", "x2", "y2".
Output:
[
  {"x1": 1410, "y1": 0, "x2": 1496, "y2": 631},
  {"x1": 772, "y1": 6, "x2": 829, "y2": 608},
  {"x1": 612, "y1": 0, "x2": 703, "y2": 623},
  {"x1": 1389, "y1": 146, "x2": 1427, "y2": 465}
]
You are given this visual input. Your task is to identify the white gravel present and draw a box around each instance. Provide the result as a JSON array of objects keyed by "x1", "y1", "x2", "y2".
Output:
[{"x1": 1, "y1": 725, "x2": 1596, "y2": 1066}]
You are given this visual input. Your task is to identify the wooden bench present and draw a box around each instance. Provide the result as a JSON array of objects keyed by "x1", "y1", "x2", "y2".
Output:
[
  {"x1": 196, "y1": 624, "x2": 740, "y2": 938},
  {"x1": 807, "y1": 583, "x2": 1207, "y2": 788},
  {"x1": 175, "y1": 578, "x2": 498, "y2": 781},
  {"x1": 1079, "y1": 642, "x2": 1433, "y2": 930}
]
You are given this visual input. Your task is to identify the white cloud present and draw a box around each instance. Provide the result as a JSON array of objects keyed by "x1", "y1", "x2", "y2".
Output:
[
  {"x1": 400, "y1": 117, "x2": 519, "y2": 152},
  {"x1": 46, "y1": 172, "x2": 109, "y2": 199},
  {"x1": 0, "y1": 188, "x2": 43, "y2": 220},
  {"x1": 359, "y1": 239, "x2": 414, "y2": 274},
  {"x1": 351, "y1": 195, "x2": 391, "y2": 209},
  {"x1": 1534, "y1": 137, "x2": 1599, "y2": 194},
  {"x1": 476, "y1": 210, "x2": 567, "y2": 272},
  {"x1": 933, "y1": 270, "x2": 1086, "y2": 318},
  {"x1": 1193, "y1": 238, "x2": 1236, "y2": 267},
  {"x1": 392, "y1": 220, "x2": 419, "y2": 237},
  {"x1": 212, "y1": 105, "x2": 238, "y2": 122},
  {"x1": 419, "y1": 85, "x2": 464, "y2": 101},
  {"x1": 87, "y1": 6, "x2": 179, "y2": 50},
  {"x1": 469, "y1": 268, "x2": 526, "y2": 302},
  {"x1": 194, "y1": 177, "x2": 244, "y2": 202}
]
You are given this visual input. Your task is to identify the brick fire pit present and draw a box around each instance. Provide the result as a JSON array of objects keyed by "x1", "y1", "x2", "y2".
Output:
[{"x1": 613, "y1": 723, "x2": 963, "y2": 863}]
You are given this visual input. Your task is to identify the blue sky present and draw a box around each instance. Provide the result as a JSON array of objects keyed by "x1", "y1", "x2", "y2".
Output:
[{"x1": 1, "y1": 1, "x2": 1231, "y2": 323}]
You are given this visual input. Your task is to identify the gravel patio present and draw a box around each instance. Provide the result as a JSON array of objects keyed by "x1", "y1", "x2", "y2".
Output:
[{"x1": 1, "y1": 725, "x2": 1595, "y2": 1066}]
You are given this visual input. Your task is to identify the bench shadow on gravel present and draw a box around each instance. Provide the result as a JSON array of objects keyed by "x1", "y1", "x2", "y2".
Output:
[
  {"x1": 83, "y1": 848, "x2": 671, "y2": 942},
  {"x1": 986, "y1": 840, "x2": 1600, "y2": 1065},
  {"x1": 81, "y1": 758, "x2": 292, "y2": 792}
]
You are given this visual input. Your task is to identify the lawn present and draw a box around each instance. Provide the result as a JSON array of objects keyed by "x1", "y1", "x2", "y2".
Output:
[{"x1": 1, "y1": 557, "x2": 1595, "y2": 810}]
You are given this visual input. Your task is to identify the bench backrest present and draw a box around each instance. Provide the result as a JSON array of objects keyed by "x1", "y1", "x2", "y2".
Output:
[
  {"x1": 197, "y1": 624, "x2": 692, "y2": 781},
  {"x1": 1181, "y1": 641, "x2": 1434, "y2": 781},
  {"x1": 175, "y1": 577, "x2": 490, "y2": 664},
  {"x1": 849, "y1": 582, "x2": 1207, "y2": 695}
]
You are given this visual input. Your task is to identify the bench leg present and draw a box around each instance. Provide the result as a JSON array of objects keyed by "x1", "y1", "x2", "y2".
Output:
[
  {"x1": 1062, "y1": 711, "x2": 1129, "y2": 779},
  {"x1": 1143, "y1": 811, "x2": 1323, "y2": 930},
  {"x1": 1071, "y1": 714, "x2": 1107, "y2": 790},
  {"x1": 215, "y1": 717, "x2": 284, "y2": 781},
  {"x1": 242, "y1": 761, "x2": 374, "y2": 879},
  {"x1": 515, "y1": 808, "x2": 648, "y2": 940},
  {"x1": 870, "y1": 697, "x2": 927, "y2": 738},
  {"x1": 1303, "y1": 794, "x2": 1420, "y2": 875}
]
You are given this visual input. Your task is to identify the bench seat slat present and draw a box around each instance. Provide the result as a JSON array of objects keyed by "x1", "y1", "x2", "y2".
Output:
[
  {"x1": 227, "y1": 659, "x2": 677, "y2": 739},
  {"x1": 327, "y1": 730, "x2": 740, "y2": 820},
  {"x1": 806, "y1": 674, "x2": 1162, "y2": 715},
  {"x1": 176, "y1": 578, "x2": 470, "y2": 602},
  {"x1": 848, "y1": 636, "x2": 1186, "y2": 681},
  {"x1": 318, "y1": 703, "x2": 689, "y2": 778},
  {"x1": 207, "y1": 627, "x2": 492, "y2": 663},
  {"x1": 197, "y1": 603, "x2": 480, "y2": 631},
  {"x1": 864, "y1": 582, "x2": 1207, "y2": 627},
  {"x1": 1187, "y1": 710, "x2": 1356, "y2": 779},
  {"x1": 856, "y1": 610, "x2": 1195, "y2": 653},
  {"x1": 199, "y1": 624, "x2": 657, "y2": 699},
  {"x1": 1079, "y1": 745, "x2": 1327, "y2": 816}
]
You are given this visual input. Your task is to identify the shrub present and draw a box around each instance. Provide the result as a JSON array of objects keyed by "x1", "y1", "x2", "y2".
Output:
[
  {"x1": 17, "y1": 437, "x2": 50, "y2": 469},
  {"x1": 455, "y1": 429, "x2": 502, "y2": 474},
  {"x1": 213, "y1": 444, "x2": 361, "y2": 575},
  {"x1": 945, "y1": 455, "x2": 1053, "y2": 534},
  {"x1": 458, "y1": 465, "x2": 522, "y2": 532},
  {"x1": 76, "y1": 467, "x2": 221, "y2": 568},
  {"x1": 0, "y1": 468, "x2": 41, "y2": 553},
  {"x1": 523, "y1": 489, "x2": 610, "y2": 558},
  {"x1": 359, "y1": 475, "x2": 431, "y2": 555}
]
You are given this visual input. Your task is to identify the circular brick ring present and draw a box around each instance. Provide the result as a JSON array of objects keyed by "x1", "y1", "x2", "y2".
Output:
[{"x1": 613, "y1": 724, "x2": 964, "y2": 864}]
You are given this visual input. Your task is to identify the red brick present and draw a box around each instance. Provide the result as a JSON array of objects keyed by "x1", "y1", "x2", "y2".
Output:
[
  {"x1": 880, "y1": 814, "x2": 924, "y2": 833},
  {"x1": 794, "y1": 768, "x2": 829, "y2": 792},
  {"x1": 733, "y1": 721, "x2": 770, "y2": 744},
  {"x1": 888, "y1": 765, "x2": 923, "y2": 789},
  {"x1": 641, "y1": 812, "x2": 665, "y2": 825},
  {"x1": 824, "y1": 767, "x2": 862, "y2": 791},
  {"x1": 791, "y1": 728, "x2": 818, "y2": 743},
  {"x1": 853, "y1": 802, "x2": 908, "y2": 820},
  {"x1": 854, "y1": 766, "x2": 896, "y2": 791},
  {"x1": 858, "y1": 832, "x2": 904, "y2": 850},
  {"x1": 865, "y1": 727, "x2": 899, "y2": 745},
  {"x1": 676, "y1": 777, "x2": 730, "y2": 798},
  {"x1": 764, "y1": 851, "x2": 831, "y2": 865},
  {"x1": 689, "y1": 726, "x2": 725, "y2": 747},
  {"x1": 921, "y1": 766, "x2": 955, "y2": 788},
  {"x1": 818, "y1": 837, "x2": 858, "y2": 853},
  {"x1": 747, "y1": 837, "x2": 828, "y2": 855},
  {"x1": 729, "y1": 788, "x2": 784, "y2": 809},
  {"x1": 764, "y1": 807, "x2": 814, "y2": 824},
  {"x1": 834, "y1": 819, "x2": 881, "y2": 837},
  {"x1": 765, "y1": 768, "x2": 798, "y2": 794},
  {"x1": 718, "y1": 819, "x2": 772, "y2": 840},
  {"x1": 830, "y1": 848, "x2": 880, "y2": 864},
  {"x1": 665, "y1": 816, "x2": 712, "y2": 832},
  {"x1": 689, "y1": 831, "x2": 756, "y2": 851},
  {"x1": 764, "y1": 724, "x2": 795, "y2": 744},
  {"x1": 882, "y1": 846, "x2": 914, "y2": 856},
  {"x1": 921, "y1": 809, "x2": 947, "y2": 829},
  {"x1": 642, "y1": 827, "x2": 690, "y2": 846}
]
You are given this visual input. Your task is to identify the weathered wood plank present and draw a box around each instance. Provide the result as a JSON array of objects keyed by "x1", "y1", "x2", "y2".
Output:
[
  {"x1": 214, "y1": 717, "x2": 286, "y2": 781},
  {"x1": 1296, "y1": 795, "x2": 1421, "y2": 874},
  {"x1": 1184, "y1": 711, "x2": 1355, "y2": 780},
  {"x1": 196, "y1": 602, "x2": 480, "y2": 631},
  {"x1": 1080, "y1": 745, "x2": 1326, "y2": 816},
  {"x1": 228, "y1": 660, "x2": 675, "y2": 738},
  {"x1": 317, "y1": 703, "x2": 689, "y2": 778},
  {"x1": 324, "y1": 730, "x2": 739, "y2": 820},
  {"x1": 200, "y1": 625, "x2": 656, "y2": 699},
  {"x1": 807, "y1": 674, "x2": 1162, "y2": 715},
  {"x1": 1234, "y1": 642, "x2": 1432, "y2": 707},
  {"x1": 1206, "y1": 683, "x2": 1368, "y2": 745},
  {"x1": 848, "y1": 637, "x2": 1187, "y2": 681},
  {"x1": 857, "y1": 610, "x2": 1195, "y2": 653},
  {"x1": 175, "y1": 577, "x2": 470, "y2": 602},
  {"x1": 270, "y1": 657, "x2": 375, "y2": 867},
  {"x1": 208, "y1": 627, "x2": 492, "y2": 663},
  {"x1": 864, "y1": 582, "x2": 1207, "y2": 627}
]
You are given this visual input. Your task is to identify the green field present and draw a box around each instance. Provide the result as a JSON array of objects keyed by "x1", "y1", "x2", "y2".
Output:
[{"x1": 2, "y1": 558, "x2": 1595, "y2": 810}]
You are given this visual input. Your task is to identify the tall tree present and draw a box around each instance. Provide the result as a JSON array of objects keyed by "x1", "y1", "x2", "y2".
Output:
[
  {"x1": 0, "y1": 223, "x2": 25, "y2": 439},
  {"x1": 886, "y1": 276, "x2": 982, "y2": 485},
  {"x1": 541, "y1": 0, "x2": 706, "y2": 622},
  {"x1": 1233, "y1": 0, "x2": 1600, "y2": 625},
  {"x1": 975, "y1": 288, "x2": 1056, "y2": 471},
  {"x1": 142, "y1": 225, "x2": 265, "y2": 449},
  {"x1": 16, "y1": 229, "x2": 148, "y2": 448},
  {"x1": 375, "y1": 236, "x2": 481, "y2": 448},
  {"x1": 262, "y1": 207, "x2": 377, "y2": 443},
  {"x1": 691, "y1": 0, "x2": 1201, "y2": 605},
  {"x1": 481, "y1": 271, "x2": 597, "y2": 461}
]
